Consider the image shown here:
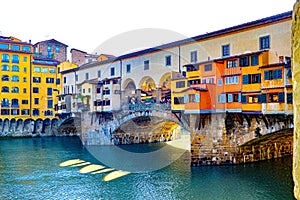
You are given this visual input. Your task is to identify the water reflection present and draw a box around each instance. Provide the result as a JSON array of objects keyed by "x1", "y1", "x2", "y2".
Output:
[{"x1": 0, "y1": 137, "x2": 295, "y2": 200}]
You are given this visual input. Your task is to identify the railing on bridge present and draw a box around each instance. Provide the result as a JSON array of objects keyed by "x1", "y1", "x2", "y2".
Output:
[{"x1": 124, "y1": 103, "x2": 171, "y2": 112}]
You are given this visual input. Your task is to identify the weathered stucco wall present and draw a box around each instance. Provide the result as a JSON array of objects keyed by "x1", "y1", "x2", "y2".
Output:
[{"x1": 293, "y1": 1, "x2": 300, "y2": 199}]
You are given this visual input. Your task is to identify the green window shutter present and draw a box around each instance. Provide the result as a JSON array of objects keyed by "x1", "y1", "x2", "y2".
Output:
[
  {"x1": 261, "y1": 94, "x2": 267, "y2": 103},
  {"x1": 241, "y1": 95, "x2": 247, "y2": 104},
  {"x1": 264, "y1": 71, "x2": 269, "y2": 80}
]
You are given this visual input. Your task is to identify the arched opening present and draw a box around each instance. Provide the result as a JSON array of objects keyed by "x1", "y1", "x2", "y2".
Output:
[
  {"x1": 122, "y1": 78, "x2": 136, "y2": 104},
  {"x1": 158, "y1": 72, "x2": 172, "y2": 104},
  {"x1": 138, "y1": 76, "x2": 156, "y2": 103}
]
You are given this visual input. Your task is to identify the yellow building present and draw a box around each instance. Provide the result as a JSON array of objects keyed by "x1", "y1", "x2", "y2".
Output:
[
  {"x1": 0, "y1": 36, "x2": 32, "y2": 120},
  {"x1": 31, "y1": 57, "x2": 60, "y2": 120}
]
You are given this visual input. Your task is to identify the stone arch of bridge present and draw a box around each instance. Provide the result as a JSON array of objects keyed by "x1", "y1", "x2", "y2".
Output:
[{"x1": 58, "y1": 116, "x2": 81, "y2": 135}]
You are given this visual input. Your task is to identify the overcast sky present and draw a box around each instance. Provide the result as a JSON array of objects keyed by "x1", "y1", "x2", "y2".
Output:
[{"x1": 0, "y1": 0, "x2": 296, "y2": 56}]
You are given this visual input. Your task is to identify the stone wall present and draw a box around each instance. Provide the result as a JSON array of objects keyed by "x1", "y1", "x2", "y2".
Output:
[{"x1": 293, "y1": 1, "x2": 300, "y2": 199}]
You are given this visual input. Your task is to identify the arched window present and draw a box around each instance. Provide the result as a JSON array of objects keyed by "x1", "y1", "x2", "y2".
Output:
[
  {"x1": 11, "y1": 87, "x2": 19, "y2": 93},
  {"x1": 1, "y1": 98, "x2": 9, "y2": 107},
  {"x1": 1, "y1": 86, "x2": 9, "y2": 93},
  {"x1": 1, "y1": 54, "x2": 9, "y2": 62},
  {"x1": 11, "y1": 75, "x2": 19, "y2": 82},
  {"x1": 11, "y1": 99, "x2": 19, "y2": 107},
  {"x1": 12, "y1": 55, "x2": 19, "y2": 63},
  {"x1": 1, "y1": 65, "x2": 9, "y2": 71},
  {"x1": 2, "y1": 75, "x2": 9, "y2": 81},
  {"x1": 12, "y1": 65, "x2": 19, "y2": 72}
]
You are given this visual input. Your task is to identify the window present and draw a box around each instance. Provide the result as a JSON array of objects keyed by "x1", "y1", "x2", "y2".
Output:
[
  {"x1": 264, "y1": 69, "x2": 282, "y2": 80},
  {"x1": 21, "y1": 109, "x2": 30, "y2": 115},
  {"x1": 165, "y1": 55, "x2": 171, "y2": 66},
  {"x1": 47, "y1": 88, "x2": 52, "y2": 96},
  {"x1": 44, "y1": 110, "x2": 53, "y2": 116},
  {"x1": 185, "y1": 64, "x2": 199, "y2": 72},
  {"x1": 33, "y1": 87, "x2": 39, "y2": 93},
  {"x1": 240, "y1": 56, "x2": 249, "y2": 67},
  {"x1": 2, "y1": 65, "x2": 9, "y2": 71},
  {"x1": 34, "y1": 98, "x2": 39, "y2": 105},
  {"x1": 23, "y1": 77, "x2": 27, "y2": 82},
  {"x1": 173, "y1": 97, "x2": 184, "y2": 104},
  {"x1": 287, "y1": 93, "x2": 293, "y2": 104},
  {"x1": 56, "y1": 78, "x2": 60, "y2": 84},
  {"x1": 225, "y1": 76, "x2": 239, "y2": 85},
  {"x1": 12, "y1": 65, "x2": 19, "y2": 72},
  {"x1": 1, "y1": 109, "x2": 9, "y2": 115},
  {"x1": 46, "y1": 78, "x2": 55, "y2": 83},
  {"x1": 24, "y1": 67, "x2": 27, "y2": 72},
  {"x1": 64, "y1": 77, "x2": 67, "y2": 83},
  {"x1": 204, "y1": 64, "x2": 212, "y2": 71},
  {"x1": 188, "y1": 79, "x2": 201, "y2": 86},
  {"x1": 1, "y1": 98, "x2": 9, "y2": 107},
  {"x1": 47, "y1": 45, "x2": 51, "y2": 51},
  {"x1": 227, "y1": 60, "x2": 237, "y2": 68},
  {"x1": 144, "y1": 60, "x2": 150, "y2": 70},
  {"x1": 176, "y1": 81, "x2": 185, "y2": 88},
  {"x1": 2, "y1": 54, "x2": 9, "y2": 62},
  {"x1": 11, "y1": 99, "x2": 19, "y2": 107},
  {"x1": 103, "y1": 89, "x2": 110, "y2": 95},
  {"x1": 96, "y1": 88, "x2": 101, "y2": 94},
  {"x1": 0, "y1": 44, "x2": 9, "y2": 49},
  {"x1": 260, "y1": 35, "x2": 270, "y2": 50},
  {"x1": 11, "y1": 109, "x2": 19, "y2": 115},
  {"x1": 49, "y1": 68, "x2": 56, "y2": 73},
  {"x1": 111, "y1": 67, "x2": 115, "y2": 76},
  {"x1": 190, "y1": 51, "x2": 197, "y2": 63},
  {"x1": 34, "y1": 66, "x2": 40, "y2": 72},
  {"x1": 75, "y1": 74, "x2": 78, "y2": 82},
  {"x1": 22, "y1": 100, "x2": 28, "y2": 104},
  {"x1": 251, "y1": 55, "x2": 259, "y2": 66},
  {"x1": 32, "y1": 109, "x2": 40, "y2": 116},
  {"x1": 42, "y1": 67, "x2": 48, "y2": 73},
  {"x1": 242, "y1": 74, "x2": 261, "y2": 84},
  {"x1": 103, "y1": 99, "x2": 111, "y2": 106},
  {"x1": 2, "y1": 75, "x2": 9, "y2": 81},
  {"x1": 126, "y1": 64, "x2": 131, "y2": 73},
  {"x1": 47, "y1": 100, "x2": 53, "y2": 108},
  {"x1": 22, "y1": 46, "x2": 31, "y2": 51},
  {"x1": 98, "y1": 70, "x2": 101, "y2": 78},
  {"x1": 248, "y1": 95, "x2": 260, "y2": 103},
  {"x1": 85, "y1": 72, "x2": 89, "y2": 80},
  {"x1": 11, "y1": 87, "x2": 19, "y2": 93},
  {"x1": 55, "y1": 46, "x2": 60, "y2": 52},
  {"x1": 23, "y1": 57, "x2": 27, "y2": 62},
  {"x1": 1, "y1": 86, "x2": 9, "y2": 93},
  {"x1": 88, "y1": 88, "x2": 91, "y2": 93},
  {"x1": 222, "y1": 44, "x2": 230, "y2": 57},
  {"x1": 12, "y1": 45, "x2": 20, "y2": 51},
  {"x1": 217, "y1": 94, "x2": 226, "y2": 103},
  {"x1": 113, "y1": 79, "x2": 119, "y2": 84},
  {"x1": 23, "y1": 88, "x2": 27, "y2": 94},
  {"x1": 217, "y1": 79, "x2": 223, "y2": 86},
  {"x1": 12, "y1": 55, "x2": 19, "y2": 63},
  {"x1": 12, "y1": 76, "x2": 19, "y2": 82},
  {"x1": 268, "y1": 93, "x2": 284, "y2": 103}
]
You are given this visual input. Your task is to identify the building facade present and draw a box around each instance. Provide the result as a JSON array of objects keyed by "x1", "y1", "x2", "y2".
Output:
[{"x1": 33, "y1": 39, "x2": 68, "y2": 63}]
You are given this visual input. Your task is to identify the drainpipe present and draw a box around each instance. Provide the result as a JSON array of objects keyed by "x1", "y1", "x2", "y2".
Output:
[
  {"x1": 119, "y1": 59, "x2": 123, "y2": 110},
  {"x1": 30, "y1": 54, "x2": 32, "y2": 118},
  {"x1": 178, "y1": 45, "x2": 181, "y2": 73}
]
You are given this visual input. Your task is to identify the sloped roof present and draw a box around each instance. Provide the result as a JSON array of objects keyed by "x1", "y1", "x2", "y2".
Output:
[{"x1": 34, "y1": 39, "x2": 68, "y2": 47}]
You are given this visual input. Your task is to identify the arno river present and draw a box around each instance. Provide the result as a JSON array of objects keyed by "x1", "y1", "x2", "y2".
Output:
[{"x1": 0, "y1": 137, "x2": 295, "y2": 200}]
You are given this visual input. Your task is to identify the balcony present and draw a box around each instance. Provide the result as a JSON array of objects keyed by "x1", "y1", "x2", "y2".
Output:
[{"x1": 223, "y1": 67, "x2": 242, "y2": 76}]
